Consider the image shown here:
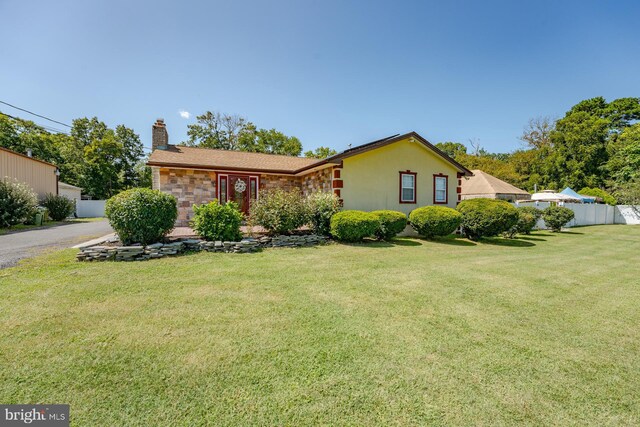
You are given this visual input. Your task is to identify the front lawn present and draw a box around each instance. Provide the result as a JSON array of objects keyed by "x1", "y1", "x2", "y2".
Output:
[{"x1": 1, "y1": 226, "x2": 639, "y2": 425}]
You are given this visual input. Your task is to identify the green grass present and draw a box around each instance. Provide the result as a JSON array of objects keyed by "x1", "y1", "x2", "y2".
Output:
[{"x1": 1, "y1": 225, "x2": 639, "y2": 426}]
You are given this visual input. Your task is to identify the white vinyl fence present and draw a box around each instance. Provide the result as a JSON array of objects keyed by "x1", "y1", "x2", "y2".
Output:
[
  {"x1": 76, "y1": 200, "x2": 106, "y2": 218},
  {"x1": 615, "y1": 205, "x2": 640, "y2": 225},
  {"x1": 514, "y1": 202, "x2": 640, "y2": 228}
]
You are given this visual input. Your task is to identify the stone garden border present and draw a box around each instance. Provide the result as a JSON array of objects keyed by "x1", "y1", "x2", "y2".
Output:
[{"x1": 77, "y1": 234, "x2": 328, "y2": 262}]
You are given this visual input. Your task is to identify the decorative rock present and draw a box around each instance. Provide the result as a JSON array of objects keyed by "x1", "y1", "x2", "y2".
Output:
[{"x1": 77, "y1": 234, "x2": 328, "y2": 262}]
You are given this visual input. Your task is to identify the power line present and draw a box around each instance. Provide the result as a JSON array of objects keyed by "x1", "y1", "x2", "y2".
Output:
[
  {"x1": 0, "y1": 111, "x2": 69, "y2": 135},
  {"x1": 0, "y1": 100, "x2": 71, "y2": 128}
]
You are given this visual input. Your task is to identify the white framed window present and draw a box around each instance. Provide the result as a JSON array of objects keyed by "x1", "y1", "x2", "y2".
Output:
[
  {"x1": 434, "y1": 175, "x2": 448, "y2": 204},
  {"x1": 400, "y1": 171, "x2": 416, "y2": 203}
]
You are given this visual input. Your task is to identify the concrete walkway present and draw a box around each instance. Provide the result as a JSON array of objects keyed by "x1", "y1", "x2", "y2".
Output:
[{"x1": 0, "y1": 219, "x2": 113, "y2": 269}]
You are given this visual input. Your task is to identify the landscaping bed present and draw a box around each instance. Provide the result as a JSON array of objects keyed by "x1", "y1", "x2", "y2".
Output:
[{"x1": 77, "y1": 234, "x2": 329, "y2": 261}]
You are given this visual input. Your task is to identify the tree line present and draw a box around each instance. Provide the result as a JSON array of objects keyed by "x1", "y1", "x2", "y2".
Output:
[
  {"x1": 182, "y1": 111, "x2": 337, "y2": 158},
  {"x1": 0, "y1": 114, "x2": 150, "y2": 199},
  {"x1": 435, "y1": 96, "x2": 640, "y2": 204},
  {"x1": 3, "y1": 97, "x2": 638, "y2": 204}
]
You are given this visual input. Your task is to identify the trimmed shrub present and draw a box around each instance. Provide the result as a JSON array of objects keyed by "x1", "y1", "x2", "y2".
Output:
[
  {"x1": 250, "y1": 189, "x2": 308, "y2": 235},
  {"x1": 579, "y1": 187, "x2": 617, "y2": 205},
  {"x1": 42, "y1": 193, "x2": 75, "y2": 221},
  {"x1": 330, "y1": 210, "x2": 380, "y2": 242},
  {"x1": 409, "y1": 206, "x2": 461, "y2": 238},
  {"x1": 105, "y1": 188, "x2": 177, "y2": 245},
  {"x1": 0, "y1": 178, "x2": 38, "y2": 227},
  {"x1": 371, "y1": 210, "x2": 407, "y2": 240},
  {"x1": 456, "y1": 198, "x2": 519, "y2": 240},
  {"x1": 504, "y1": 206, "x2": 542, "y2": 237},
  {"x1": 307, "y1": 192, "x2": 341, "y2": 236},
  {"x1": 191, "y1": 199, "x2": 243, "y2": 241},
  {"x1": 542, "y1": 206, "x2": 575, "y2": 232}
]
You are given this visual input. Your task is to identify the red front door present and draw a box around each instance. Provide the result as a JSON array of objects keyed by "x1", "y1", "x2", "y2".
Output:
[{"x1": 228, "y1": 175, "x2": 251, "y2": 215}]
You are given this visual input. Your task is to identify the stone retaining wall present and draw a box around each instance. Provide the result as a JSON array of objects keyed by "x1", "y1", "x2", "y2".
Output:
[{"x1": 77, "y1": 235, "x2": 328, "y2": 262}]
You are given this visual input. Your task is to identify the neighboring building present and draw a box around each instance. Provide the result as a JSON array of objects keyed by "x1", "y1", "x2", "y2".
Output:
[
  {"x1": 147, "y1": 119, "x2": 473, "y2": 226},
  {"x1": 59, "y1": 181, "x2": 82, "y2": 204},
  {"x1": 0, "y1": 146, "x2": 58, "y2": 199},
  {"x1": 460, "y1": 169, "x2": 530, "y2": 202}
]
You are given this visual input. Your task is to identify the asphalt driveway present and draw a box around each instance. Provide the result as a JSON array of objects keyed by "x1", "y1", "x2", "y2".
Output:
[{"x1": 0, "y1": 219, "x2": 112, "y2": 269}]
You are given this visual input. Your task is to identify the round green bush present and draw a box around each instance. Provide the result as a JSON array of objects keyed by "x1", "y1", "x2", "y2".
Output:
[
  {"x1": 43, "y1": 193, "x2": 75, "y2": 221},
  {"x1": 250, "y1": 189, "x2": 308, "y2": 235},
  {"x1": 330, "y1": 210, "x2": 380, "y2": 242},
  {"x1": 542, "y1": 205, "x2": 575, "y2": 232},
  {"x1": 409, "y1": 206, "x2": 462, "y2": 238},
  {"x1": 191, "y1": 199, "x2": 243, "y2": 241},
  {"x1": 0, "y1": 178, "x2": 38, "y2": 227},
  {"x1": 514, "y1": 206, "x2": 542, "y2": 235},
  {"x1": 105, "y1": 188, "x2": 177, "y2": 245},
  {"x1": 306, "y1": 192, "x2": 342, "y2": 236},
  {"x1": 456, "y1": 198, "x2": 519, "y2": 240},
  {"x1": 371, "y1": 210, "x2": 408, "y2": 240},
  {"x1": 579, "y1": 187, "x2": 616, "y2": 205}
]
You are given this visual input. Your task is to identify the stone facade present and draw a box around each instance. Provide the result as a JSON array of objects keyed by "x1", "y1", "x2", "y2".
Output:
[
  {"x1": 301, "y1": 167, "x2": 333, "y2": 196},
  {"x1": 152, "y1": 166, "x2": 334, "y2": 226},
  {"x1": 258, "y1": 167, "x2": 333, "y2": 196},
  {"x1": 259, "y1": 174, "x2": 302, "y2": 193},
  {"x1": 155, "y1": 167, "x2": 217, "y2": 226}
]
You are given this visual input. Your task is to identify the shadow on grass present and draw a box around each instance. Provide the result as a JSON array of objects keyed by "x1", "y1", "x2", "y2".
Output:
[
  {"x1": 516, "y1": 235, "x2": 547, "y2": 242},
  {"x1": 425, "y1": 235, "x2": 478, "y2": 247},
  {"x1": 559, "y1": 230, "x2": 584, "y2": 235},
  {"x1": 480, "y1": 237, "x2": 536, "y2": 247},
  {"x1": 339, "y1": 239, "x2": 395, "y2": 248},
  {"x1": 390, "y1": 238, "x2": 422, "y2": 247}
]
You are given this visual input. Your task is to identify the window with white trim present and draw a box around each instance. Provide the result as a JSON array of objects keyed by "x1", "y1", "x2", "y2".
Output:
[
  {"x1": 400, "y1": 172, "x2": 416, "y2": 203},
  {"x1": 434, "y1": 176, "x2": 447, "y2": 203}
]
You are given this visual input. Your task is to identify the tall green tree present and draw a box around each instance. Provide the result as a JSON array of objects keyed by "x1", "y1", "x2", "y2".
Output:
[
  {"x1": 182, "y1": 110, "x2": 302, "y2": 156},
  {"x1": 549, "y1": 111, "x2": 610, "y2": 189},
  {"x1": 304, "y1": 146, "x2": 338, "y2": 159},
  {"x1": 0, "y1": 113, "x2": 146, "y2": 199},
  {"x1": 0, "y1": 113, "x2": 62, "y2": 164},
  {"x1": 82, "y1": 131, "x2": 123, "y2": 199},
  {"x1": 435, "y1": 141, "x2": 467, "y2": 160},
  {"x1": 183, "y1": 111, "x2": 249, "y2": 150},
  {"x1": 607, "y1": 123, "x2": 640, "y2": 183},
  {"x1": 115, "y1": 125, "x2": 144, "y2": 188}
]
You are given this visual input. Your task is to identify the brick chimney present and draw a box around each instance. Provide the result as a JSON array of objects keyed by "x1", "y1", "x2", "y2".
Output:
[{"x1": 152, "y1": 118, "x2": 169, "y2": 150}]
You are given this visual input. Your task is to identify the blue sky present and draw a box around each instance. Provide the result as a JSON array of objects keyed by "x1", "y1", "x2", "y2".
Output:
[{"x1": 1, "y1": 0, "x2": 638, "y2": 155}]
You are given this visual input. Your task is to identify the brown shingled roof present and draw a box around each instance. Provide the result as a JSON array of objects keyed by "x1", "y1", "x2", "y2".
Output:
[
  {"x1": 146, "y1": 132, "x2": 473, "y2": 176},
  {"x1": 147, "y1": 145, "x2": 323, "y2": 174},
  {"x1": 461, "y1": 170, "x2": 529, "y2": 196}
]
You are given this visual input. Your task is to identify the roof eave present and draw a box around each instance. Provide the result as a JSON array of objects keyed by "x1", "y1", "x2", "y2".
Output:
[
  {"x1": 324, "y1": 131, "x2": 473, "y2": 176},
  {"x1": 146, "y1": 161, "x2": 312, "y2": 176}
]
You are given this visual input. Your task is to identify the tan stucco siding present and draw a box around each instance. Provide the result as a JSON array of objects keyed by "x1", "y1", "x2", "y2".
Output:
[
  {"x1": 340, "y1": 138, "x2": 459, "y2": 214},
  {"x1": 0, "y1": 149, "x2": 57, "y2": 200}
]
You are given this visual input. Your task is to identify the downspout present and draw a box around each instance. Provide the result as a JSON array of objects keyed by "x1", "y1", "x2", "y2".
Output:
[{"x1": 55, "y1": 168, "x2": 60, "y2": 195}]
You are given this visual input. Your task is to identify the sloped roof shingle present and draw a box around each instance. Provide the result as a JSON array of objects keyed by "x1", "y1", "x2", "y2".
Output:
[
  {"x1": 461, "y1": 170, "x2": 529, "y2": 196},
  {"x1": 147, "y1": 145, "x2": 322, "y2": 174},
  {"x1": 146, "y1": 132, "x2": 473, "y2": 176}
]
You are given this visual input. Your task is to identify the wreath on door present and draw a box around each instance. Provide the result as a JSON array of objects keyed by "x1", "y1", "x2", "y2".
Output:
[{"x1": 234, "y1": 179, "x2": 247, "y2": 193}]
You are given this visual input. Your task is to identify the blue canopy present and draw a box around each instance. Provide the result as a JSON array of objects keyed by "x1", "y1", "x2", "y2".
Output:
[{"x1": 561, "y1": 187, "x2": 596, "y2": 203}]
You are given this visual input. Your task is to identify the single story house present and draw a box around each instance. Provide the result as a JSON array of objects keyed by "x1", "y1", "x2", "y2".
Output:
[
  {"x1": 460, "y1": 169, "x2": 530, "y2": 202},
  {"x1": 59, "y1": 181, "x2": 82, "y2": 212},
  {"x1": 147, "y1": 119, "x2": 473, "y2": 226},
  {"x1": 0, "y1": 146, "x2": 59, "y2": 199}
]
